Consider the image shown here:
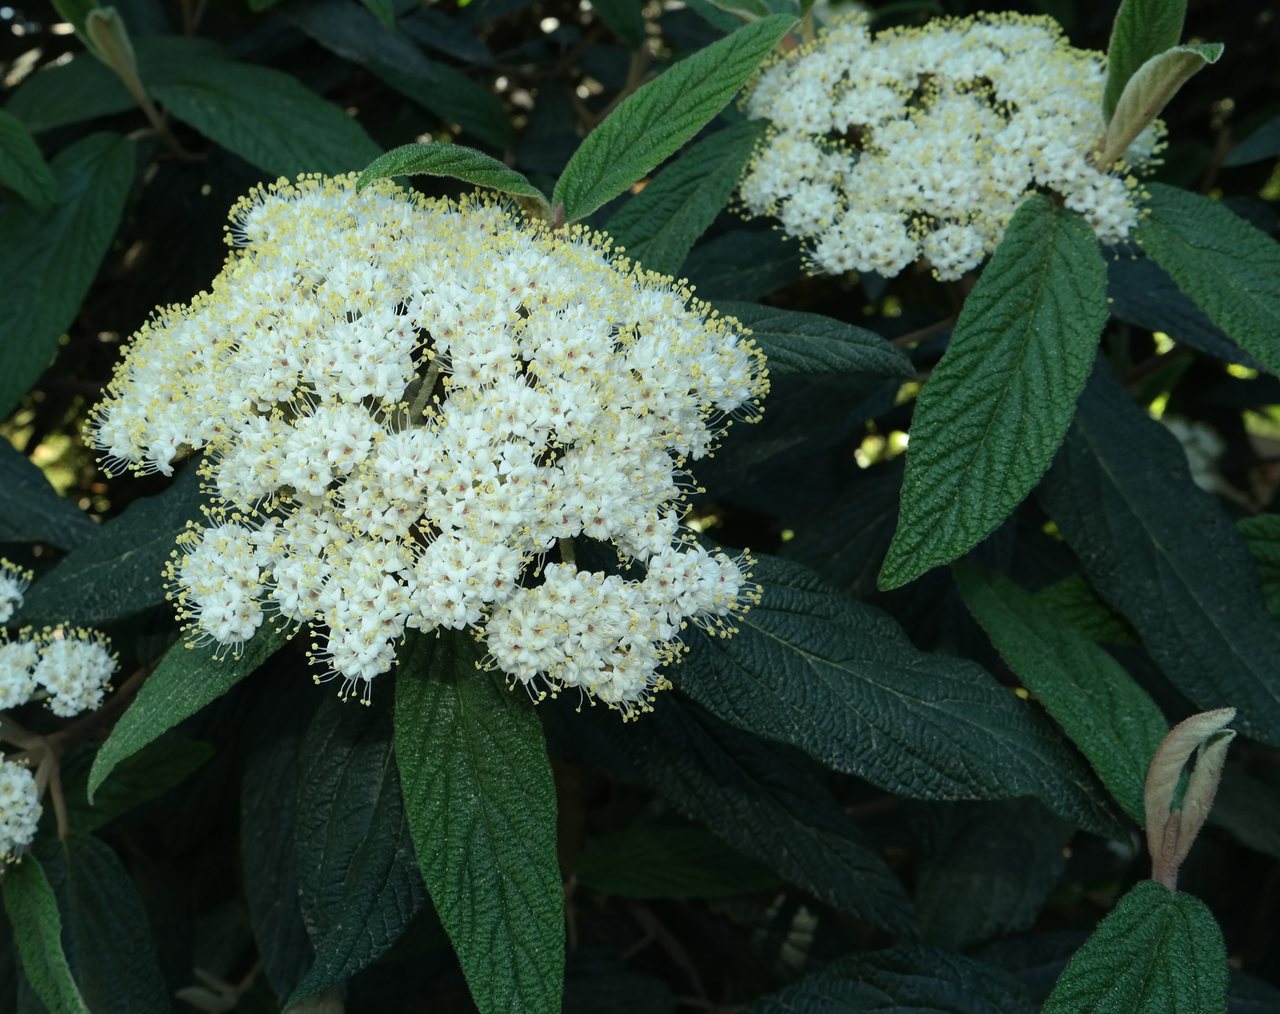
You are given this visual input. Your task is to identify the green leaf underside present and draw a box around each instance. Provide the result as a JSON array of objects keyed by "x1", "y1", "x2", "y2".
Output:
[
  {"x1": 289, "y1": 699, "x2": 426, "y2": 1002},
  {"x1": 393, "y1": 630, "x2": 564, "y2": 1014},
  {"x1": 880, "y1": 195, "x2": 1108, "y2": 589},
  {"x1": 2, "y1": 857, "x2": 87, "y2": 1014},
  {"x1": 0, "y1": 132, "x2": 134, "y2": 421},
  {"x1": 0, "y1": 109, "x2": 56, "y2": 207},
  {"x1": 1033, "y1": 573, "x2": 1137, "y2": 645},
  {"x1": 1044, "y1": 881, "x2": 1227, "y2": 1014},
  {"x1": 1039, "y1": 366, "x2": 1280, "y2": 746},
  {"x1": 357, "y1": 142, "x2": 545, "y2": 201},
  {"x1": 604, "y1": 120, "x2": 765, "y2": 276},
  {"x1": 1240, "y1": 515, "x2": 1280, "y2": 616},
  {"x1": 1103, "y1": 0, "x2": 1186, "y2": 121},
  {"x1": 552, "y1": 13, "x2": 795, "y2": 222},
  {"x1": 715, "y1": 300, "x2": 914, "y2": 379},
  {"x1": 1103, "y1": 45, "x2": 1223, "y2": 166},
  {"x1": 1136, "y1": 183, "x2": 1280, "y2": 376},
  {"x1": 956, "y1": 564, "x2": 1167, "y2": 823},
  {"x1": 19, "y1": 463, "x2": 203, "y2": 626},
  {"x1": 753, "y1": 947, "x2": 1036, "y2": 1013},
  {"x1": 0, "y1": 440, "x2": 96, "y2": 549},
  {"x1": 87, "y1": 625, "x2": 292, "y2": 802},
  {"x1": 680, "y1": 553, "x2": 1123, "y2": 838}
]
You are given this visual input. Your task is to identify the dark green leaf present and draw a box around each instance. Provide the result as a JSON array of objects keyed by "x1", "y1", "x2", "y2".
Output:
[
  {"x1": 357, "y1": 142, "x2": 547, "y2": 213},
  {"x1": 0, "y1": 110, "x2": 56, "y2": 208},
  {"x1": 0, "y1": 441, "x2": 95, "y2": 550},
  {"x1": 1136, "y1": 183, "x2": 1280, "y2": 375},
  {"x1": 956, "y1": 564, "x2": 1166, "y2": 822},
  {"x1": 1039, "y1": 365, "x2": 1280, "y2": 746},
  {"x1": 680, "y1": 553, "x2": 1123, "y2": 837},
  {"x1": 752, "y1": 947, "x2": 1036, "y2": 1013},
  {"x1": 18, "y1": 463, "x2": 203, "y2": 626},
  {"x1": 881, "y1": 196, "x2": 1108, "y2": 589},
  {"x1": 682, "y1": 227, "x2": 804, "y2": 300},
  {"x1": 289, "y1": 698, "x2": 426, "y2": 1001},
  {"x1": 87, "y1": 625, "x2": 291, "y2": 802},
  {"x1": 1103, "y1": 0, "x2": 1186, "y2": 121},
  {"x1": 590, "y1": 0, "x2": 646, "y2": 48},
  {"x1": 60, "y1": 736, "x2": 213, "y2": 834},
  {"x1": 604, "y1": 120, "x2": 764, "y2": 275},
  {"x1": 0, "y1": 132, "x2": 134, "y2": 420},
  {"x1": 714, "y1": 300, "x2": 913, "y2": 378},
  {"x1": 360, "y1": 0, "x2": 396, "y2": 29},
  {"x1": 576, "y1": 823, "x2": 779, "y2": 899},
  {"x1": 399, "y1": 8, "x2": 494, "y2": 64},
  {"x1": 394, "y1": 630, "x2": 563, "y2": 1014},
  {"x1": 1033, "y1": 574, "x2": 1137, "y2": 646},
  {"x1": 1, "y1": 858, "x2": 86, "y2": 1014},
  {"x1": 553, "y1": 14, "x2": 795, "y2": 221},
  {"x1": 1044, "y1": 880, "x2": 1226, "y2": 1014},
  {"x1": 1210, "y1": 766, "x2": 1280, "y2": 862},
  {"x1": 1225, "y1": 114, "x2": 1280, "y2": 167},
  {"x1": 1238, "y1": 514, "x2": 1280, "y2": 615}
]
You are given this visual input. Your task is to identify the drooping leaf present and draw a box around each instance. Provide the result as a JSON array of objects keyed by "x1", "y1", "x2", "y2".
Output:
[
  {"x1": 880, "y1": 196, "x2": 1108, "y2": 589},
  {"x1": 357, "y1": 142, "x2": 548, "y2": 217},
  {"x1": 1225, "y1": 114, "x2": 1280, "y2": 167},
  {"x1": 1039, "y1": 365, "x2": 1280, "y2": 746},
  {"x1": 679, "y1": 553, "x2": 1124, "y2": 838},
  {"x1": 87, "y1": 625, "x2": 292, "y2": 802},
  {"x1": 0, "y1": 132, "x2": 134, "y2": 420},
  {"x1": 590, "y1": 0, "x2": 646, "y2": 48},
  {"x1": 714, "y1": 300, "x2": 913, "y2": 379},
  {"x1": 0, "y1": 440, "x2": 96, "y2": 550},
  {"x1": 393, "y1": 630, "x2": 563, "y2": 1014},
  {"x1": 289, "y1": 697, "x2": 426, "y2": 1002},
  {"x1": 604, "y1": 120, "x2": 764, "y2": 275},
  {"x1": 0, "y1": 110, "x2": 56, "y2": 208},
  {"x1": 1135, "y1": 183, "x2": 1280, "y2": 375},
  {"x1": 1, "y1": 858, "x2": 87, "y2": 1014},
  {"x1": 956, "y1": 564, "x2": 1167, "y2": 822},
  {"x1": 399, "y1": 8, "x2": 494, "y2": 65},
  {"x1": 1103, "y1": 0, "x2": 1187, "y2": 121},
  {"x1": 553, "y1": 14, "x2": 795, "y2": 222},
  {"x1": 1240, "y1": 515, "x2": 1280, "y2": 616},
  {"x1": 752, "y1": 947, "x2": 1036, "y2": 1013},
  {"x1": 1043, "y1": 880, "x2": 1227, "y2": 1014}
]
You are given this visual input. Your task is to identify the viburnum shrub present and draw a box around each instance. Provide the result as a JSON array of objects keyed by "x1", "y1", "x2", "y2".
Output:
[{"x1": 2, "y1": 0, "x2": 1279, "y2": 1011}]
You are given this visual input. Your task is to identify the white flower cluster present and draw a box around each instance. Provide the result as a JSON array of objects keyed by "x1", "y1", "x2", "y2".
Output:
[
  {"x1": 88, "y1": 175, "x2": 766, "y2": 715},
  {"x1": 0, "y1": 758, "x2": 40, "y2": 861},
  {"x1": 0, "y1": 560, "x2": 32, "y2": 624},
  {"x1": 740, "y1": 13, "x2": 1163, "y2": 280},
  {"x1": 0, "y1": 625, "x2": 118, "y2": 717}
]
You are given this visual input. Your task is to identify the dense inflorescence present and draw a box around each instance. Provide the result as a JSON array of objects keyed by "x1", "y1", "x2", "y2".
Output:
[
  {"x1": 88, "y1": 175, "x2": 767, "y2": 715},
  {"x1": 739, "y1": 12, "x2": 1163, "y2": 281},
  {"x1": 0, "y1": 758, "x2": 40, "y2": 862}
]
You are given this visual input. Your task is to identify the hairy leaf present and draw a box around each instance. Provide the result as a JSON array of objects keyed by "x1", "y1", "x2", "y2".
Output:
[
  {"x1": 0, "y1": 110, "x2": 56, "y2": 207},
  {"x1": 1100, "y1": 44, "x2": 1222, "y2": 167},
  {"x1": 1103, "y1": 0, "x2": 1187, "y2": 121},
  {"x1": 1033, "y1": 573, "x2": 1137, "y2": 646},
  {"x1": 2, "y1": 858, "x2": 86, "y2": 1014},
  {"x1": 357, "y1": 142, "x2": 548, "y2": 216},
  {"x1": 0, "y1": 440, "x2": 95, "y2": 550}
]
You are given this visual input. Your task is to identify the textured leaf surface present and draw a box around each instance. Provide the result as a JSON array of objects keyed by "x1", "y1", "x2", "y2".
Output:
[
  {"x1": 1103, "y1": 0, "x2": 1186, "y2": 120},
  {"x1": 553, "y1": 14, "x2": 794, "y2": 221},
  {"x1": 957, "y1": 564, "x2": 1166, "y2": 823},
  {"x1": 0, "y1": 440, "x2": 95, "y2": 549},
  {"x1": 357, "y1": 142, "x2": 545, "y2": 202},
  {"x1": 0, "y1": 109, "x2": 55, "y2": 207},
  {"x1": 0, "y1": 132, "x2": 134, "y2": 420},
  {"x1": 88, "y1": 625, "x2": 291, "y2": 801},
  {"x1": 290, "y1": 698, "x2": 426, "y2": 1001},
  {"x1": 753, "y1": 947, "x2": 1035, "y2": 1013},
  {"x1": 680, "y1": 553, "x2": 1123, "y2": 837},
  {"x1": 1033, "y1": 573, "x2": 1137, "y2": 645},
  {"x1": 1101, "y1": 44, "x2": 1221, "y2": 165},
  {"x1": 604, "y1": 120, "x2": 764, "y2": 275},
  {"x1": 1039, "y1": 366, "x2": 1280, "y2": 746},
  {"x1": 1044, "y1": 881, "x2": 1226, "y2": 1014},
  {"x1": 1136, "y1": 183, "x2": 1280, "y2": 375},
  {"x1": 715, "y1": 301, "x2": 914, "y2": 379},
  {"x1": 2, "y1": 858, "x2": 86, "y2": 1014},
  {"x1": 881, "y1": 196, "x2": 1108, "y2": 589},
  {"x1": 1240, "y1": 515, "x2": 1280, "y2": 615},
  {"x1": 394, "y1": 630, "x2": 563, "y2": 1014}
]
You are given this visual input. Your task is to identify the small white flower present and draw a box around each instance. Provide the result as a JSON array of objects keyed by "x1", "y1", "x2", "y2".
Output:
[
  {"x1": 31, "y1": 628, "x2": 118, "y2": 717},
  {"x1": 0, "y1": 758, "x2": 41, "y2": 861},
  {"x1": 0, "y1": 559, "x2": 33, "y2": 625}
]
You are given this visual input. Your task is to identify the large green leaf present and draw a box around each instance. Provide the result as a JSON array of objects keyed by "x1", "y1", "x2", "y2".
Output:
[
  {"x1": 393, "y1": 630, "x2": 563, "y2": 1014},
  {"x1": 356, "y1": 142, "x2": 548, "y2": 217},
  {"x1": 18, "y1": 463, "x2": 203, "y2": 627},
  {"x1": 880, "y1": 195, "x2": 1108, "y2": 589},
  {"x1": 289, "y1": 697, "x2": 426, "y2": 1002},
  {"x1": 1135, "y1": 184, "x2": 1280, "y2": 375},
  {"x1": 1044, "y1": 880, "x2": 1226, "y2": 1013},
  {"x1": 1, "y1": 858, "x2": 87, "y2": 1014},
  {"x1": 87, "y1": 625, "x2": 291, "y2": 801},
  {"x1": 752, "y1": 947, "x2": 1036, "y2": 1013},
  {"x1": 0, "y1": 132, "x2": 134, "y2": 420},
  {"x1": 1225, "y1": 114, "x2": 1280, "y2": 167},
  {"x1": 683, "y1": 226, "x2": 805, "y2": 300},
  {"x1": 1039, "y1": 366, "x2": 1280, "y2": 746},
  {"x1": 679, "y1": 553, "x2": 1123, "y2": 838},
  {"x1": 604, "y1": 120, "x2": 764, "y2": 275},
  {"x1": 1103, "y1": 0, "x2": 1187, "y2": 121},
  {"x1": 714, "y1": 300, "x2": 913, "y2": 379},
  {"x1": 1033, "y1": 573, "x2": 1137, "y2": 646},
  {"x1": 956, "y1": 564, "x2": 1167, "y2": 823},
  {"x1": 1240, "y1": 515, "x2": 1280, "y2": 616},
  {"x1": 0, "y1": 109, "x2": 56, "y2": 208},
  {"x1": 552, "y1": 14, "x2": 795, "y2": 222},
  {"x1": 0, "y1": 440, "x2": 95, "y2": 550}
]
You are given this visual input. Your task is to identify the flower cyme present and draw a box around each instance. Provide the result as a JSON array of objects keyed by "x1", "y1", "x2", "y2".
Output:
[{"x1": 0, "y1": 758, "x2": 40, "y2": 862}]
